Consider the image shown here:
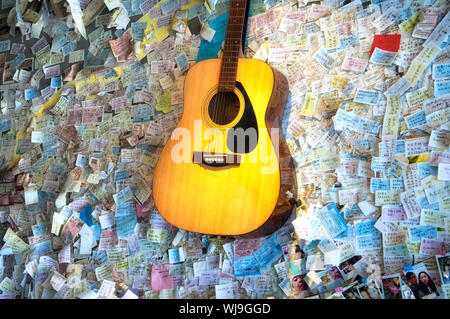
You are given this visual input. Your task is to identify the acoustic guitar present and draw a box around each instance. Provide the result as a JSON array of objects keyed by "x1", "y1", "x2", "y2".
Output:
[{"x1": 152, "y1": 0, "x2": 297, "y2": 237}]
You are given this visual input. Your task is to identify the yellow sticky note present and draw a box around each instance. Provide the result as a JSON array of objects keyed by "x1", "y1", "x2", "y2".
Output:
[
  {"x1": 319, "y1": 156, "x2": 339, "y2": 171},
  {"x1": 386, "y1": 95, "x2": 401, "y2": 114},
  {"x1": 406, "y1": 86, "x2": 433, "y2": 107},
  {"x1": 405, "y1": 60, "x2": 426, "y2": 86},
  {"x1": 331, "y1": 76, "x2": 349, "y2": 90},
  {"x1": 383, "y1": 114, "x2": 399, "y2": 136},
  {"x1": 325, "y1": 28, "x2": 339, "y2": 50},
  {"x1": 400, "y1": 12, "x2": 423, "y2": 34},
  {"x1": 133, "y1": 0, "x2": 202, "y2": 61},
  {"x1": 301, "y1": 93, "x2": 318, "y2": 116},
  {"x1": 87, "y1": 172, "x2": 101, "y2": 184},
  {"x1": 156, "y1": 91, "x2": 172, "y2": 113},
  {"x1": 415, "y1": 44, "x2": 439, "y2": 65}
]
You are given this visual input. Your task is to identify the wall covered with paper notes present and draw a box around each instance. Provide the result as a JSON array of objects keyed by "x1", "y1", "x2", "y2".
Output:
[{"x1": 0, "y1": 0, "x2": 449, "y2": 301}]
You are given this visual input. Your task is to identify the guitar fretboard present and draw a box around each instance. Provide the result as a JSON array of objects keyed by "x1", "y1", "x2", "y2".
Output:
[{"x1": 218, "y1": 0, "x2": 247, "y2": 92}]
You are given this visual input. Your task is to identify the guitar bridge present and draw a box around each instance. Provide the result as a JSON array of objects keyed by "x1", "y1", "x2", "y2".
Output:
[{"x1": 193, "y1": 151, "x2": 241, "y2": 167}]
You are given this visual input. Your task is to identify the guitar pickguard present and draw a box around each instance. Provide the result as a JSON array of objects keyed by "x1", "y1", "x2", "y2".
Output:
[{"x1": 226, "y1": 81, "x2": 259, "y2": 154}]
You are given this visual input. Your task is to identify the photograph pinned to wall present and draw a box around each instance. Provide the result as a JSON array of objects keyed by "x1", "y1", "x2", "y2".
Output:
[
  {"x1": 341, "y1": 281, "x2": 361, "y2": 299},
  {"x1": 357, "y1": 280, "x2": 383, "y2": 300},
  {"x1": 290, "y1": 274, "x2": 311, "y2": 299},
  {"x1": 402, "y1": 262, "x2": 442, "y2": 299},
  {"x1": 381, "y1": 274, "x2": 403, "y2": 299},
  {"x1": 436, "y1": 255, "x2": 450, "y2": 299}
]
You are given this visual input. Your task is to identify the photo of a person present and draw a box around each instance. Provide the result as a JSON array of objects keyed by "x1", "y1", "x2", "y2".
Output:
[
  {"x1": 437, "y1": 256, "x2": 450, "y2": 285},
  {"x1": 418, "y1": 271, "x2": 439, "y2": 298},
  {"x1": 289, "y1": 243, "x2": 305, "y2": 261},
  {"x1": 291, "y1": 274, "x2": 309, "y2": 292},
  {"x1": 382, "y1": 275, "x2": 403, "y2": 299},
  {"x1": 357, "y1": 280, "x2": 382, "y2": 300},
  {"x1": 342, "y1": 285, "x2": 360, "y2": 299},
  {"x1": 405, "y1": 272, "x2": 421, "y2": 299},
  {"x1": 328, "y1": 266, "x2": 343, "y2": 281},
  {"x1": 363, "y1": 286, "x2": 381, "y2": 299}
]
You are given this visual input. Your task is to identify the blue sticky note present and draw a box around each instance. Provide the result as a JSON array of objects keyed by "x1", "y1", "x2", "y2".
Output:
[
  {"x1": 24, "y1": 88, "x2": 39, "y2": 100},
  {"x1": 253, "y1": 234, "x2": 281, "y2": 268},
  {"x1": 90, "y1": 223, "x2": 102, "y2": 242},
  {"x1": 32, "y1": 224, "x2": 48, "y2": 237},
  {"x1": 408, "y1": 225, "x2": 437, "y2": 243},
  {"x1": 0, "y1": 119, "x2": 12, "y2": 132},
  {"x1": 433, "y1": 63, "x2": 450, "y2": 80},
  {"x1": 116, "y1": 213, "x2": 137, "y2": 238},
  {"x1": 115, "y1": 29, "x2": 125, "y2": 38},
  {"x1": 417, "y1": 196, "x2": 440, "y2": 211},
  {"x1": 196, "y1": 13, "x2": 228, "y2": 62},
  {"x1": 233, "y1": 255, "x2": 260, "y2": 277},
  {"x1": 355, "y1": 220, "x2": 377, "y2": 237},
  {"x1": 355, "y1": 232, "x2": 381, "y2": 251},
  {"x1": 80, "y1": 204, "x2": 93, "y2": 226},
  {"x1": 11, "y1": 53, "x2": 25, "y2": 69},
  {"x1": 197, "y1": 40, "x2": 222, "y2": 62},
  {"x1": 405, "y1": 110, "x2": 427, "y2": 128},
  {"x1": 115, "y1": 202, "x2": 137, "y2": 238},
  {"x1": 34, "y1": 240, "x2": 52, "y2": 254},
  {"x1": 114, "y1": 170, "x2": 130, "y2": 181},
  {"x1": 317, "y1": 202, "x2": 348, "y2": 238},
  {"x1": 161, "y1": 0, "x2": 176, "y2": 15},
  {"x1": 342, "y1": 204, "x2": 362, "y2": 219},
  {"x1": 395, "y1": 140, "x2": 405, "y2": 155},
  {"x1": 50, "y1": 164, "x2": 65, "y2": 175},
  {"x1": 92, "y1": 249, "x2": 108, "y2": 265},
  {"x1": 384, "y1": 244, "x2": 408, "y2": 257},
  {"x1": 434, "y1": 80, "x2": 450, "y2": 96},
  {"x1": 370, "y1": 178, "x2": 390, "y2": 193},
  {"x1": 417, "y1": 162, "x2": 437, "y2": 178},
  {"x1": 50, "y1": 77, "x2": 62, "y2": 88},
  {"x1": 113, "y1": 187, "x2": 134, "y2": 205},
  {"x1": 37, "y1": 190, "x2": 56, "y2": 206},
  {"x1": 76, "y1": 154, "x2": 89, "y2": 167},
  {"x1": 209, "y1": 13, "x2": 228, "y2": 44}
]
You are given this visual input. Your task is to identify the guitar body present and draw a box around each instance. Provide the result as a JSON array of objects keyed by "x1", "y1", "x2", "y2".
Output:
[{"x1": 152, "y1": 58, "x2": 296, "y2": 237}]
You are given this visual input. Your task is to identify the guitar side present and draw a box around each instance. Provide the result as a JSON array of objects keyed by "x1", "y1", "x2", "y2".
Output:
[
  {"x1": 238, "y1": 65, "x2": 297, "y2": 238},
  {"x1": 152, "y1": 58, "x2": 296, "y2": 236}
]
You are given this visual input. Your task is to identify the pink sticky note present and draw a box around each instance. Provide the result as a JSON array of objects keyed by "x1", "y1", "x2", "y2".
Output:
[
  {"x1": 136, "y1": 202, "x2": 152, "y2": 221},
  {"x1": 151, "y1": 264, "x2": 174, "y2": 291},
  {"x1": 419, "y1": 239, "x2": 446, "y2": 256}
]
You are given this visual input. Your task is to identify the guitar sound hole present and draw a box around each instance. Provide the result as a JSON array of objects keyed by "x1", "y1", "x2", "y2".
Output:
[{"x1": 208, "y1": 91, "x2": 240, "y2": 126}]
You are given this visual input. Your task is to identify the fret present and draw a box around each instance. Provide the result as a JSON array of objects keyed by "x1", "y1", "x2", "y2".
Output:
[
  {"x1": 219, "y1": 71, "x2": 238, "y2": 75},
  {"x1": 219, "y1": 74, "x2": 236, "y2": 81},
  {"x1": 218, "y1": 0, "x2": 248, "y2": 87},
  {"x1": 225, "y1": 39, "x2": 241, "y2": 45},
  {"x1": 222, "y1": 52, "x2": 239, "y2": 58},
  {"x1": 225, "y1": 30, "x2": 244, "y2": 34},
  {"x1": 221, "y1": 63, "x2": 238, "y2": 67},
  {"x1": 220, "y1": 67, "x2": 239, "y2": 72},
  {"x1": 221, "y1": 57, "x2": 238, "y2": 61},
  {"x1": 218, "y1": 84, "x2": 235, "y2": 89},
  {"x1": 226, "y1": 26, "x2": 244, "y2": 32}
]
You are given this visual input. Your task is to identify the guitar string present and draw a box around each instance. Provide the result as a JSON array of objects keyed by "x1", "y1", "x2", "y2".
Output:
[
  {"x1": 219, "y1": 1, "x2": 243, "y2": 156},
  {"x1": 214, "y1": 0, "x2": 245, "y2": 156}
]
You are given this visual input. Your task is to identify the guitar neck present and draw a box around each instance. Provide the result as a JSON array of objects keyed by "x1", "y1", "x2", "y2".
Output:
[{"x1": 218, "y1": 0, "x2": 248, "y2": 92}]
